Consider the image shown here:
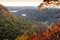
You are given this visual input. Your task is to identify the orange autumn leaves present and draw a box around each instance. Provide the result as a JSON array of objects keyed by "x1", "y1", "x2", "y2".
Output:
[
  {"x1": 15, "y1": 21, "x2": 60, "y2": 40},
  {"x1": 15, "y1": 34, "x2": 29, "y2": 40}
]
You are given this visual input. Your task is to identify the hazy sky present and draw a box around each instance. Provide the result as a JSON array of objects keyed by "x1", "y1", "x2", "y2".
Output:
[{"x1": 0, "y1": 0, "x2": 43, "y2": 6}]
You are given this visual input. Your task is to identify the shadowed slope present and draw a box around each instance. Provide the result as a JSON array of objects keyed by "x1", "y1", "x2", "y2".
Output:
[{"x1": 0, "y1": 4, "x2": 33, "y2": 40}]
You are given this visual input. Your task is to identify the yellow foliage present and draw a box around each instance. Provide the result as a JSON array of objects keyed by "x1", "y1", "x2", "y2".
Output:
[
  {"x1": 50, "y1": 23, "x2": 56, "y2": 31},
  {"x1": 15, "y1": 34, "x2": 29, "y2": 40}
]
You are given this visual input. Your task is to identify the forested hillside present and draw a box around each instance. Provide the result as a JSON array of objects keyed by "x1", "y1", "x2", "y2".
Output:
[
  {"x1": 0, "y1": 4, "x2": 60, "y2": 40},
  {"x1": 0, "y1": 4, "x2": 35, "y2": 40},
  {"x1": 13, "y1": 8, "x2": 60, "y2": 24}
]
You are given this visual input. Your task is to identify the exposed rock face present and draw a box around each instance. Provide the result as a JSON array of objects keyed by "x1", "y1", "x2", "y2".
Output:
[{"x1": 0, "y1": 4, "x2": 9, "y2": 14}]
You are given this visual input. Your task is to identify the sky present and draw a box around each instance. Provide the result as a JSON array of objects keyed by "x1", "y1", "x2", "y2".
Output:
[{"x1": 0, "y1": 0, "x2": 43, "y2": 6}]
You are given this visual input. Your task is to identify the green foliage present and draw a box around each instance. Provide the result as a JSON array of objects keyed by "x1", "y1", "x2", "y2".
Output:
[{"x1": 0, "y1": 5, "x2": 33, "y2": 40}]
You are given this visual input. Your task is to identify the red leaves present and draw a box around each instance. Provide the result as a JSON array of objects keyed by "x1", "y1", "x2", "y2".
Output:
[
  {"x1": 56, "y1": 21, "x2": 60, "y2": 27},
  {"x1": 39, "y1": 27, "x2": 43, "y2": 31},
  {"x1": 28, "y1": 22, "x2": 60, "y2": 40},
  {"x1": 39, "y1": 22, "x2": 60, "y2": 39},
  {"x1": 29, "y1": 33, "x2": 37, "y2": 40}
]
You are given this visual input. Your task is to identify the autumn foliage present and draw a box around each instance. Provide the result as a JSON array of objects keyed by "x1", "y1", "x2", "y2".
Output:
[
  {"x1": 15, "y1": 21, "x2": 60, "y2": 40},
  {"x1": 0, "y1": 4, "x2": 60, "y2": 40}
]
